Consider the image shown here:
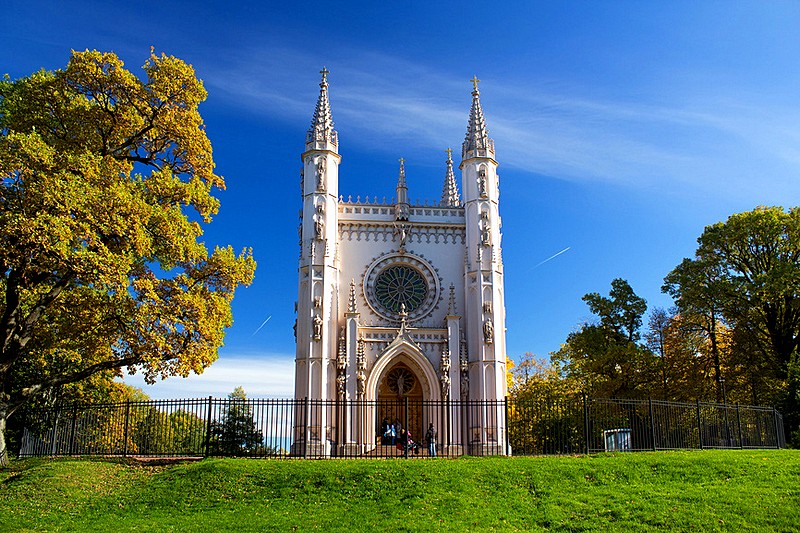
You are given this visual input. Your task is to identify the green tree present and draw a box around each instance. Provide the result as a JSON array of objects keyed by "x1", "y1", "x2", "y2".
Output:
[
  {"x1": 663, "y1": 206, "x2": 800, "y2": 442},
  {"x1": 663, "y1": 258, "x2": 729, "y2": 401},
  {"x1": 209, "y1": 387, "x2": 264, "y2": 456},
  {"x1": 552, "y1": 279, "x2": 656, "y2": 398},
  {"x1": 0, "y1": 50, "x2": 256, "y2": 465}
]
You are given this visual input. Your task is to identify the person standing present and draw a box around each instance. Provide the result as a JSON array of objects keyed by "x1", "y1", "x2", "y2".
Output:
[{"x1": 425, "y1": 423, "x2": 437, "y2": 458}]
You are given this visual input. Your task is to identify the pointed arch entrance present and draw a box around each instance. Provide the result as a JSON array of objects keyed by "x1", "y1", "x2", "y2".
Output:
[{"x1": 365, "y1": 336, "x2": 440, "y2": 449}]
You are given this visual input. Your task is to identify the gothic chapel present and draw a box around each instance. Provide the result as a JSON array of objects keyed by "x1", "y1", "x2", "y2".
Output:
[{"x1": 294, "y1": 69, "x2": 508, "y2": 456}]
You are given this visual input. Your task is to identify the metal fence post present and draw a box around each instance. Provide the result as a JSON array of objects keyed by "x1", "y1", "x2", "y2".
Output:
[
  {"x1": 504, "y1": 396, "x2": 510, "y2": 456},
  {"x1": 68, "y1": 402, "x2": 78, "y2": 456},
  {"x1": 301, "y1": 396, "x2": 310, "y2": 459},
  {"x1": 204, "y1": 395, "x2": 213, "y2": 457},
  {"x1": 404, "y1": 396, "x2": 409, "y2": 459},
  {"x1": 648, "y1": 398, "x2": 656, "y2": 451},
  {"x1": 696, "y1": 399, "x2": 704, "y2": 450},
  {"x1": 736, "y1": 403, "x2": 743, "y2": 448},
  {"x1": 582, "y1": 394, "x2": 589, "y2": 455},
  {"x1": 773, "y1": 408, "x2": 781, "y2": 448},
  {"x1": 123, "y1": 401, "x2": 131, "y2": 457}
]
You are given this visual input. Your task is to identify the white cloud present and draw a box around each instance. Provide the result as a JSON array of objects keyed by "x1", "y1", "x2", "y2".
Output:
[{"x1": 121, "y1": 353, "x2": 295, "y2": 400}]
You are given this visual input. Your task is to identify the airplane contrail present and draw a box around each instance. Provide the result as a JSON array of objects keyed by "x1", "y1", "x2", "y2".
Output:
[
  {"x1": 252, "y1": 315, "x2": 272, "y2": 336},
  {"x1": 534, "y1": 247, "x2": 571, "y2": 268}
]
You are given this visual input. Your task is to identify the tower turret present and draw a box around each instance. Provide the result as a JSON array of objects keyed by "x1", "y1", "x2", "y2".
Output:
[
  {"x1": 459, "y1": 76, "x2": 507, "y2": 409},
  {"x1": 295, "y1": 67, "x2": 342, "y2": 423}
]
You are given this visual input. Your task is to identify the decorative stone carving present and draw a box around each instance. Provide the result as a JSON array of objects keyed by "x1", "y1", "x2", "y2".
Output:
[
  {"x1": 314, "y1": 218, "x2": 324, "y2": 240},
  {"x1": 336, "y1": 327, "x2": 347, "y2": 398},
  {"x1": 459, "y1": 342, "x2": 469, "y2": 400},
  {"x1": 356, "y1": 336, "x2": 366, "y2": 398},
  {"x1": 481, "y1": 224, "x2": 491, "y2": 246},
  {"x1": 483, "y1": 319, "x2": 493, "y2": 344},
  {"x1": 478, "y1": 168, "x2": 488, "y2": 198},
  {"x1": 440, "y1": 347, "x2": 451, "y2": 401},
  {"x1": 448, "y1": 284, "x2": 457, "y2": 315},
  {"x1": 483, "y1": 301, "x2": 492, "y2": 314},
  {"x1": 348, "y1": 279, "x2": 357, "y2": 313},
  {"x1": 316, "y1": 158, "x2": 326, "y2": 191},
  {"x1": 313, "y1": 314, "x2": 323, "y2": 340},
  {"x1": 394, "y1": 223, "x2": 409, "y2": 252},
  {"x1": 313, "y1": 296, "x2": 322, "y2": 308}
]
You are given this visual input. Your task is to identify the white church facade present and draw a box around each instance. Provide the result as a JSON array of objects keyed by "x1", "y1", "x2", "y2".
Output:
[{"x1": 293, "y1": 69, "x2": 508, "y2": 456}]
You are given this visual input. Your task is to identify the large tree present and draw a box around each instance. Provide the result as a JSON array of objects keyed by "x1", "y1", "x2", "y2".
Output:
[
  {"x1": 0, "y1": 50, "x2": 255, "y2": 464},
  {"x1": 664, "y1": 206, "x2": 800, "y2": 442},
  {"x1": 552, "y1": 279, "x2": 656, "y2": 398}
]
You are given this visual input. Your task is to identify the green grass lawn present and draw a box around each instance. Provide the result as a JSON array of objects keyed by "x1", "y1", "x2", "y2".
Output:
[{"x1": 1, "y1": 450, "x2": 799, "y2": 532}]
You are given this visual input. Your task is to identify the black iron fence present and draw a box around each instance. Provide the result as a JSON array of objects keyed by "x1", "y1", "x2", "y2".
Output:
[{"x1": 19, "y1": 396, "x2": 785, "y2": 459}]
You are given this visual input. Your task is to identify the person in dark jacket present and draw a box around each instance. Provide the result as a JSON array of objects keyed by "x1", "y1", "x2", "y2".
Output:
[{"x1": 425, "y1": 423, "x2": 437, "y2": 457}]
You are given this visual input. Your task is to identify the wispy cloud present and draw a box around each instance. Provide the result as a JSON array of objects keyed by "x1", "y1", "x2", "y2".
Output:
[
  {"x1": 201, "y1": 44, "x2": 800, "y2": 203},
  {"x1": 122, "y1": 352, "x2": 295, "y2": 399}
]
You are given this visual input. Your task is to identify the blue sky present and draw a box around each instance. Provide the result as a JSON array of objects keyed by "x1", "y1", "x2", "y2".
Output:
[{"x1": 5, "y1": 1, "x2": 800, "y2": 398}]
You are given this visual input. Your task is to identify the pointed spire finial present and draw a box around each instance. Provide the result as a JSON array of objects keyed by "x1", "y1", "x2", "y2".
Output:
[
  {"x1": 448, "y1": 283, "x2": 457, "y2": 315},
  {"x1": 348, "y1": 279, "x2": 357, "y2": 313},
  {"x1": 441, "y1": 148, "x2": 461, "y2": 207},
  {"x1": 306, "y1": 68, "x2": 338, "y2": 148},
  {"x1": 462, "y1": 76, "x2": 493, "y2": 158},
  {"x1": 395, "y1": 157, "x2": 410, "y2": 221}
]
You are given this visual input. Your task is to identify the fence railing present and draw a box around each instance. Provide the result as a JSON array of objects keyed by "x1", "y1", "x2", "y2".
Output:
[{"x1": 19, "y1": 396, "x2": 785, "y2": 459}]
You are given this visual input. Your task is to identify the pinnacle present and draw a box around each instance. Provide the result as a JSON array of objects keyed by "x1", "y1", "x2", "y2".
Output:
[
  {"x1": 395, "y1": 157, "x2": 409, "y2": 221},
  {"x1": 306, "y1": 67, "x2": 337, "y2": 148},
  {"x1": 462, "y1": 76, "x2": 493, "y2": 158},
  {"x1": 441, "y1": 148, "x2": 461, "y2": 207}
]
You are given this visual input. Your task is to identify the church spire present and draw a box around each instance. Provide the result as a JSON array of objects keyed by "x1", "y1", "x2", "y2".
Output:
[
  {"x1": 395, "y1": 158, "x2": 410, "y2": 221},
  {"x1": 462, "y1": 76, "x2": 494, "y2": 159},
  {"x1": 441, "y1": 148, "x2": 460, "y2": 207},
  {"x1": 306, "y1": 67, "x2": 338, "y2": 149}
]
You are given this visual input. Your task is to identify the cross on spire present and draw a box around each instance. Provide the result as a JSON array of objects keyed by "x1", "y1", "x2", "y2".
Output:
[
  {"x1": 445, "y1": 147, "x2": 453, "y2": 160},
  {"x1": 470, "y1": 75, "x2": 480, "y2": 92},
  {"x1": 320, "y1": 67, "x2": 329, "y2": 84}
]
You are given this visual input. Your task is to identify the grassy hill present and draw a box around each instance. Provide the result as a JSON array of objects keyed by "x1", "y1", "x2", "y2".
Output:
[{"x1": 1, "y1": 450, "x2": 798, "y2": 532}]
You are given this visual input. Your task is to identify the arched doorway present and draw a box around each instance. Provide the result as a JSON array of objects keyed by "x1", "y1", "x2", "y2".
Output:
[
  {"x1": 364, "y1": 334, "x2": 440, "y2": 453},
  {"x1": 377, "y1": 362, "x2": 425, "y2": 444}
]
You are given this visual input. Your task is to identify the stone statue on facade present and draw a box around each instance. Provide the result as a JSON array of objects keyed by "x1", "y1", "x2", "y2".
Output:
[
  {"x1": 481, "y1": 224, "x2": 491, "y2": 246},
  {"x1": 478, "y1": 169, "x2": 488, "y2": 198},
  {"x1": 460, "y1": 354, "x2": 469, "y2": 399},
  {"x1": 356, "y1": 335, "x2": 366, "y2": 398},
  {"x1": 313, "y1": 314, "x2": 323, "y2": 340},
  {"x1": 483, "y1": 319, "x2": 493, "y2": 344},
  {"x1": 439, "y1": 348, "x2": 451, "y2": 401},
  {"x1": 316, "y1": 158, "x2": 326, "y2": 191},
  {"x1": 314, "y1": 218, "x2": 324, "y2": 240}
]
